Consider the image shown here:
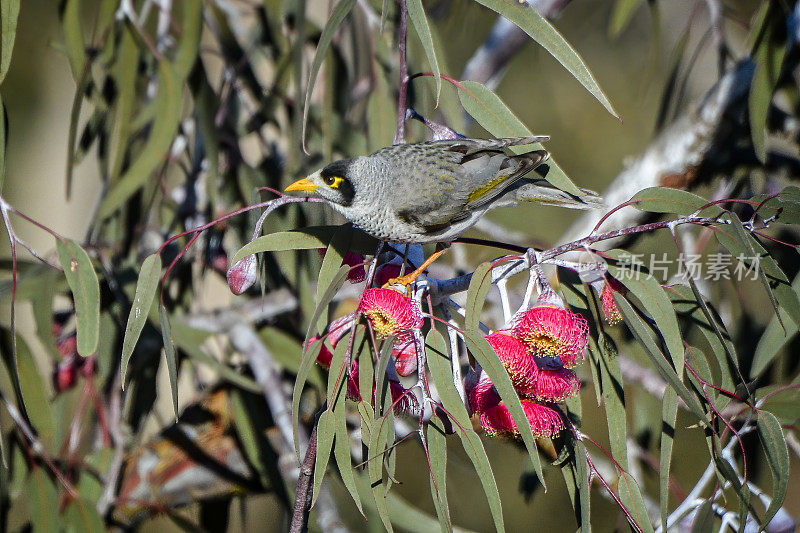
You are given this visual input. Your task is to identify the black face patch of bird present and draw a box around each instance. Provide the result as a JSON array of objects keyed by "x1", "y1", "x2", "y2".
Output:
[{"x1": 320, "y1": 158, "x2": 356, "y2": 205}]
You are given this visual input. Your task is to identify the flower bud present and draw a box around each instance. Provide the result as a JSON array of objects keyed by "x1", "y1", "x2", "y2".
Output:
[{"x1": 227, "y1": 254, "x2": 258, "y2": 295}]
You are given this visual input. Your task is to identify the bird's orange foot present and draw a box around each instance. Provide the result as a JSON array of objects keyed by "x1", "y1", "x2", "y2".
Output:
[{"x1": 383, "y1": 250, "x2": 447, "y2": 291}]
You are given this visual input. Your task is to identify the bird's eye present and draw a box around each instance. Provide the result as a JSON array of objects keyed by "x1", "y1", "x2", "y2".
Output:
[{"x1": 323, "y1": 175, "x2": 343, "y2": 188}]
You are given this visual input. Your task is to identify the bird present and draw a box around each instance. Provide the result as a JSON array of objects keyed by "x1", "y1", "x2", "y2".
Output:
[{"x1": 285, "y1": 136, "x2": 603, "y2": 284}]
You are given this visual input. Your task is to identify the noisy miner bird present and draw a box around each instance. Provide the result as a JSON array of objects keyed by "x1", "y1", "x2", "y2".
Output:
[{"x1": 285, "y1": 136, "x2": 603, "y2": 285}]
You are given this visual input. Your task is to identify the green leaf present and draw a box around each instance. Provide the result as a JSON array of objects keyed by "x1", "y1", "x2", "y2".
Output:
[
  {"x1": 598, "y1": 333, "x2": 627, "y2": 470},
  {"x1": 614, "y1": 294, "x2": 708, "y2": 421},
  {"x1": 425, "y1": 329, "x2": 505, "y2": 532},
  {"x1": 121, "y1": 253, "x2": 162, "y2": 384},
  {"x1": 617, "y1": 472, "x2": 655, "y2": 533},
  {"x1": 230, "y1": 389, "x2": 273, "y2": 488},
  {"x1": 690, "y1": 500, "x2": 715, "y2": 533},
  {"x1": 368, "y1": 412, "x2": 394, "y2": 532},
  {"x1": 29, "y1": 468, "x2": 59, "y2": 533},
  {"x1": 159, "y1": 304, "x2": 179, "y2": 419},
  {"x1": 316, "y1": 225, "x2": 353, "y2": 331},
  {"x1": 98, "y1": 60, "x2": 183, "y2": 218},
  {"x1": 292, "y1": 266, "x2": 350, "y2": 458},
  {"x1": 407, "y1": 0, "x2": 441, "y2": 104},
  {"x1": 17, "y1": 337, "x2": 56, "y2": 449},
  {"x1": 716, "y1": 215, "x2": 800, "y2": 329},
  {"x1": 668, "y1": 283, "x2": 737, "y2": 402},
  {"x1": 609, "y1": 0, "x2": 645, "y2": 38},
  {"x1": 368, "y1": 56, "x2": 398, "y2": 152},
  {"x1": 312, "y1": 410, "x2": 336, "y2": 507},
  {"x1": 301, "y1": 0, "x2": 357, "y2": 145},
  {"x1": 426, "y1": 421, "x2": 451, "y2": 533},
  {"x1": 334, "y1": 404, "x2": 364, "y2": 515},
  {"x1": 174, "y1": 0, "x2": 202, "y2": 79},
  {"x1": 757, "y1": 410, "x2": 789, "y2": 530},
  {"x1": 464, "y1": 261, "x2": 493, "y2": 332},
  {"x1": 470, "y1": 0, "x2": 617, "y2": 117},
  {"x1": 630, "y1": 187, "x2": 723, "y2": 216},
  {"x1": 660, "y1": 388, "x2": 678, "y2": 531},
  {"x1": 463, "y1": 331, "x2": 544, "y2": 488},
  {"x1": 233, "y1": 225, "x2": 378, "y2": 264},
  {"x1": 62, "y1": 0, "x2": 86, "y2": 78},
  {"x1": 607, "y1": 261, "x2": 684, "y2": 375},
  {"x1": 749, "y1": 10, "x2": 787, "y2": 163},
  {"x1": 456, "y1": 80, "x2": 582, "y2": 196},
  {"x1": 65, "y1": 498, "x2": 105, "y2": 533},
  {"x1": 56, "y1": 239, "x2": 100, "y2": 357},
  {"x1": 0, "y1": 0, "x2": 20, "y2": 85}
]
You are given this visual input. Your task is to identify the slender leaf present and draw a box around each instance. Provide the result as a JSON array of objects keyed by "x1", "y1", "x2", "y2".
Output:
[
  {"x1": 464, "y1": 330, "x2": 545, "y2": 487},
  {"x1": 17, "y1": 337, "x2": 56, "y2": 448},
  {"x1": 334, "y1": 403, "x2": 364, "y2": 515},
  {"x1": 618, "y1": 472, "x2": 655, "y2": 533},
  {"x1": 757, "y1": 410, "x2": 789, "y2": 530},
  {"x1": 62, "y1": 0, "x2": 86, "y2": 77},
  {"x1": 292, "y1": 266, "x2": 350, "y2": 458},
  {"x1": 690, "y1": 500, "x2": 715, "y2": 533},
  {"x1": 98, "y1": 60, "x2": 183, "y2": 218},
  {"x1": 470, "y1": 0, "x2": 617, "y2": 117},
  {"x1": 121, "y1": 253, "x2": 161, "y2": 384},
  {"x1": 301, "y1": 0, "x2": 357, "y2": 144},
  {"x1": 660, "y1": 388, "x2": 678, "y2": 531},
  {"x1": 174, "y1": 0, "x2": 202, "y2": 79},
  {"x1": 609, "y1": 0, "x2": 645, "y2": 38},
  {"x1": 465, "y1": 261, "x2": 492, "y2": 333},
  {"x1": 749, "y1": 12, "x2": 786, "y2": 163},
  {"x1": 608, "y1": 262, "x2": 684, "y2": 375},
  {"x1": 457, "y1": 80, "x2": 582, "y2": 196},
  {"x1": 407, "y1": 0, "x2": 441, "y2": 104},
  {"x1": 29, "y1": 469, "x2": 59, "y2": 533},
  {"x1": 56, "y1": 239, "x2": 100, "y2": 357},
  {"x1": 65, "y1": 498, "x2": 105, "y2": 533},
  {"x1": 614, "y1": 294, "x2": 707, "y2": 421},
  {"x1": 0, "y1": 0, "x2": 20, "y2": 85},
  {"x1": 312, "y1": 410, "x2": 336, "y2": 507},
  {"x1": 426, "y1": 420, "x2": 451, "y2": 533},
  {"x1": 159, "y1": 304, "x2": 179, "y2": 419},
  {"x1": 233, "y1": 225, "x2": 378, "y2": 264},
  {"x1": 630, "y1": 187, "x2": 723, "y2": 216},
  {"x1": 426, "y1": 329, "x2": 505, "y2": 532}
]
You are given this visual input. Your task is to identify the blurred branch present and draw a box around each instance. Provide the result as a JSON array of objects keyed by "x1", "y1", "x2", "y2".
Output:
[
  {"x1": 563, "y1": 4, "x2": 800, "y2": 245},
  {"x1": 562, "y1": 59, "x2": 757, "y2": 244}
]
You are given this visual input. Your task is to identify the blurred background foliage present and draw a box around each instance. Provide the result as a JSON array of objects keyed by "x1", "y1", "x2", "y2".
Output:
[{"x1": 1, "y1": 0, "x2": 800, "y2": 531}]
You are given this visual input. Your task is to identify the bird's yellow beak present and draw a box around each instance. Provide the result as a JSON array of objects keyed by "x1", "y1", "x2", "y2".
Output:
[{"x1": 285, "y1": 176, "x2": 318, "y2": 193}]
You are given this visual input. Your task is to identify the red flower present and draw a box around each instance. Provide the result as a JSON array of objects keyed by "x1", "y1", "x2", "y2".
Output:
[
  {"x1": 532, "y1": 362, "x2": 580, "y2": 402},
  {"x1": 511, "y1": 304, "x2": 589, "y2": 368},
  {"x1": 358, "y1": 288, "x2": 423, "y2": 339},
  {"x1": 467, "y1": 375, "x2": 501, "y2": 415},
  {"x1": 485, "y1": 331, "x2": 538, "y2": 395},
  {"x1": 393, "y1": 338, "x2": 419, "y2": 377},
  {"x1": 319, "y1": 249, "x2": 366, "y2": 283},
  {"x1": 311, "y1": 314, "x2": 356, "y2": 368},
  {"x1": 480, "y1": 400, "x2": 565, "y2": 438},
  {"x1": 374, "y1": 263, "x2": 402, "y2": 288},
  {"x1": 601, "y1": 280, "x2": 623, "y2": 325}
]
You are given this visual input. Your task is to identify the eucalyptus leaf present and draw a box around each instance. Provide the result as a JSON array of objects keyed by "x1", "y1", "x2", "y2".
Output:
[{"x1": 56, "y1": 239, "x2": 100, "y2": 357}]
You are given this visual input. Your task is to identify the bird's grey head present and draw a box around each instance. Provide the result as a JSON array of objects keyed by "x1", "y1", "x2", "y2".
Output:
[{"x1": 285, "y1": 157, "x2": 363, "y2": 207}]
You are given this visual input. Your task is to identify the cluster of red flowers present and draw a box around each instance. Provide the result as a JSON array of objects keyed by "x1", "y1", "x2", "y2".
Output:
[
  {"x1": 311, "y1": 286, "x2": 424, "y2": 414},
  {"x1": 468, "y1": 299, "x2": 589, "y2": 439}
]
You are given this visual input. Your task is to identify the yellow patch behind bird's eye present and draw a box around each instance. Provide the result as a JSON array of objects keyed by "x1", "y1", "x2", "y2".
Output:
[{"x1": 323, "y1": 175, "x2": 345, "y2": 189}]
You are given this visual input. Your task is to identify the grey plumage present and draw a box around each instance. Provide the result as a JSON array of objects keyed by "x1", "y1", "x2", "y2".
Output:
[{"x1": 286, "y1": 136, "x2": 603, "y2": 244}]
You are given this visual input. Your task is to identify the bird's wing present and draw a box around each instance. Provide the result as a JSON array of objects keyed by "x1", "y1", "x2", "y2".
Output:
[{"x1": 394, "y1": 139, "x2": 548, "y2": 231}]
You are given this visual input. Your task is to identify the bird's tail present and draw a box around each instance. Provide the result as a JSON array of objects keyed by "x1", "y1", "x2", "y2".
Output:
[{"x1": 511, "y1": 181, "x2": 605, "y2": 210}]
